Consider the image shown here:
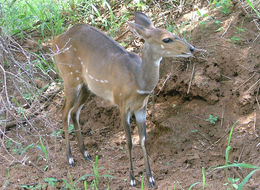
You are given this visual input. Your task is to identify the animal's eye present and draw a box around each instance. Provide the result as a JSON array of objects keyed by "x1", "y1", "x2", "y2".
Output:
[{"x1": 162, "y1": 38, "x2": 173, "y2": 43}]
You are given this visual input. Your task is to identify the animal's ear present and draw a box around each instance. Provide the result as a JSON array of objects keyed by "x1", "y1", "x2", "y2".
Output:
[
  {"x1": 134, "y1": 12, "x2": 154, "y2": 29},
  {"x1": 127, "y1": 21, "x2": 152, "y2": 40}
]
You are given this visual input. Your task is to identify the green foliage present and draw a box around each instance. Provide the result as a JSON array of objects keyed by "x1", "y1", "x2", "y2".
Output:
[
  {"x1": 202, "y1": 167, "x2": 206, "y2": 190},
  {"x1": 0, "y1": 0, "x2": 65, "y2": 37},
  {"x1": 205, "y1": 114, "x2": 218, "y2": 125},
  {"x1": 20, "y1": 183, "x2": 46, "y2": 189},
  {"x1": 225, "y1": 121, "x2": 238, "y2": 165},
  {"x1": 44, "y1": 177, "x2": 59, "y2": 187},
  {"x1": 36, "y1": 136, "x2": 48, "y2": 161},
  {"x1": 188, "y1": 182, "x2": 200, "y2": 190},
  {"x1": 140, "y1": 172, "x2": 144, "y2": 190},
  {"x1": 246, "y1": 0, "x2": 260, "y2": 18},
  {"x1": 215, "y1": 121, "x2": 260, "y2": 190},
  {"x1": 43, "y1": 155, "x2": 113, "y2": 189},
  {"x1": 224, "y1": 177, "x2": 240, "y2": 189},
  {"x1": 211, "y1": 0, "x2": 233, "y2": 14}
]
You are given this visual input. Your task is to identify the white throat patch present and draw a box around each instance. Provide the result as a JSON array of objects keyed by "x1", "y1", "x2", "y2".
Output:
[{"x1": 154, "y1": 57, "x2": 162, "y2": 67}]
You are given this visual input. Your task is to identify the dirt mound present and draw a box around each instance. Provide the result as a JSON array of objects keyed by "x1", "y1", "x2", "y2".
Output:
[{"x1": 1, "y1": 2, "x2": 260, "y2": 190}]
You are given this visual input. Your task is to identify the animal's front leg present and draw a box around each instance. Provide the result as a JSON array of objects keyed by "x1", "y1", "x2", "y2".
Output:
[{"x1": 135, "y1": 106, "x2": 155, "y2": 188}]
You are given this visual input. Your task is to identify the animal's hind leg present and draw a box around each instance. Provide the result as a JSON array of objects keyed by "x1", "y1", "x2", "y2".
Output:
[
  {"x1": 62, "y1": 88, "x2": 77, "y2": 166},
  {"x1": 70, "y1": 84, "x2": 91, "y2": 161}
]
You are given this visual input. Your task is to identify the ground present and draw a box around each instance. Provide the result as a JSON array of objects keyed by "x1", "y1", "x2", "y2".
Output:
[{"x1": 0, "y1": 2, "x2": 260, "y2": 190}]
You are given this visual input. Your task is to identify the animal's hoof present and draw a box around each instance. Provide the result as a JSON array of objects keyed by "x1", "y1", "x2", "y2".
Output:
[
  {"x1": 130, "y1": 179, "x2": 136, "y2": 186},
  {"x1": 148, "y1": 176, "x2": 155, "y2": 188},
  {"x1": 84, "y1": 151, "x2": 91, "y2": 161},
  {"x1": 68, "y1": 157, "x2": 75, "y2": 167}
]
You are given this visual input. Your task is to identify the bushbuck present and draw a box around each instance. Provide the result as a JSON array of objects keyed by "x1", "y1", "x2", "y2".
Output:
[{"x1": 52, "y1": 12, "x2": 194, "y2": 188}]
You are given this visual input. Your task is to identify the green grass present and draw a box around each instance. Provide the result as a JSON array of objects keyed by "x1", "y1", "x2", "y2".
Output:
[
  {"x1": 214, "y1": 121, "x2": 260, "y2": 190},
  {"x1": 0, "y1": 0, "x2": 66, "y2": 37},
  {"x1": 0, "y1": 0, "x2": 130, "y2": 39},
  {"x1": 43, "y1": 155, "x2": 114, "y2": 189},
  {"x1": 246, "y1": 0, "x2": 260, "y2": 18}
]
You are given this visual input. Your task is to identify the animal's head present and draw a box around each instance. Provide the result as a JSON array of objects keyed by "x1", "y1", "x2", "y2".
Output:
[{"x1": 127, "y1": 12, "x2": 194, "y2": 58}]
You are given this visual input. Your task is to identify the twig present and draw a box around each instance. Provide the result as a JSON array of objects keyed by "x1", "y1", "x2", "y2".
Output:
[
  {"x1": 187, "y1": 63, "x2": 195, "y2": 94},
  {"x1": 0, "y1": 64, "x2": 12, "y2": 107},
  {"x1": 234, "y1": 73, "x2": 256, "y2": 91},
  {"x1": 246, "y1": 78, "x2": 260, "y2": 92},
  {"x1": 238, "y1": 143, "x2": 245, "y2": 163},
  {"x1": 221, "y1": 16, "x2": 233, "y2": 38},
  {"x1": 220, "y1": 104, "x2": 225, "y2": 128},
  {"x1": 28, "y1": 160, "x2": 44, "y2": 173},
  {"x1": 256, "y1": 84, "x2": 260, "y2": 111},
  {"x1": 4, "y1": 87, "x2": 62, "y2": 130},
  {"x1": 253, "y1": 110, "x2": 259, "y2": 137},
  {"x1": 115, "y1": 29, "x2": 130, "y2": 41},
  {"x1": 156, "y1": 72, "x2": 172, "y2": 96},
  {"x1": 203, "y1": 130, "x2": 230, "y2": 152},
  {"x1": 231, "y1": 167, "x2": 243, "y2": 180}
]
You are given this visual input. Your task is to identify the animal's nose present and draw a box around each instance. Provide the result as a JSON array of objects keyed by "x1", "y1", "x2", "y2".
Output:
[{"x1": 190, "y1": 46, "x2": 195, "y2": 53}]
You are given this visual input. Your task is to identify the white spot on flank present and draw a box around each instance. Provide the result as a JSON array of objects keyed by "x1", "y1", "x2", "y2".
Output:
[
  {"x1": 78, "y1": 57, "x2": 81, "y2": 61},
  {"x1": 161, "y1": 44, "x2": 165, "y2": 49},
  {"x1": 75, "y1": 70, "x2": 80, "y2": 73},
  {"x1": 70, "y1": 72, "x2": 73, "y2": 75},
  {"x1": 104, "y1": 80, "x2": 108, "y2": 83},
  {"x1": 76, "y1": 77, "x2": 79, "y2": 81},
  {"x1": 69, "y1": 65, "x2": 72, "y2": 68},
  {"x1": 85, "y1": 68, "x2": 88, "y2": 73},
  {"x1": 88, "y1": 75, "x2": 94, "y2": 80},
  {"x1": 136, "y1": 89, "x2": 152, "y2": 95},
  {"x1": 95, "y1": 79, "x2": 99, "y2": 82},
  {"x1": 80, "y1": 61, "x2": 83, "y2": 65},
  {"x1": 100, "y1": 80, "x2": 104, "y2": 83}
]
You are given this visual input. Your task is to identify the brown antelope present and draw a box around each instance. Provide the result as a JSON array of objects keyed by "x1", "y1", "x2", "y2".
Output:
[{"x1": 52, "y1": 12, "x2": 194, "y2": 188}]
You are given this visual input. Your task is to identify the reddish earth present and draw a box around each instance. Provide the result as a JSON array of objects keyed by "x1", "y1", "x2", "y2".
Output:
[{"x1": 1, "y1": 3, "x2": 260, "y2": 190}]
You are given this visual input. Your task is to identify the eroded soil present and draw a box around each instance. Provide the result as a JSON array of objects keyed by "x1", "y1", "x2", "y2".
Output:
[{"x1": 1, "y1": 3, "x2": 260, "y2": 190}]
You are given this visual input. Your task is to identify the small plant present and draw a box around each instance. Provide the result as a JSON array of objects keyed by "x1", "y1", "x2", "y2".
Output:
[
  {"x1": 224, "y1": 177, "x2": 240, "y2": 190},
  {"x1": 205, "y1": 114, "x2": 218, "y2": 124},
  {"x1": 140, "y1": 172, "x2": 144, "y2": 190},
  {"x1": 245, "y1": 0, "x2": 260, "y2": 18},
  {"x1": 202, "y1": 167, "x2": 206, "y2": 190},
  {"x1": 187, "y1": 168, "x2": 206, "y2": 189},
  {"x1": 44, "y1": 177, "x2": 59, "y2": 187},
  {"x1": 91, "y1": 155, "x2": 100, "y2": 189},
  {"x1": 36, "y1": 136, "x2": 48, "y2": 161},
  {"x1": 228, "y1": 22, "x2": 245, "y2": 44},
  {"x1": 215, "y1": 121, "x2": 260, "y2": 190},
  {"x1": 225, "y1": 121, "x2": 238, "y2": 165},
  {"x1": 211, "y1": 0, "x2": 233, "y2": 14}
]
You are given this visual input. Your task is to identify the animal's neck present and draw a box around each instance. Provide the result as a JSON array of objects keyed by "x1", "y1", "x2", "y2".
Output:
[{"x1": 136, "y1": 43, "x2": 162, "y2": 93}]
